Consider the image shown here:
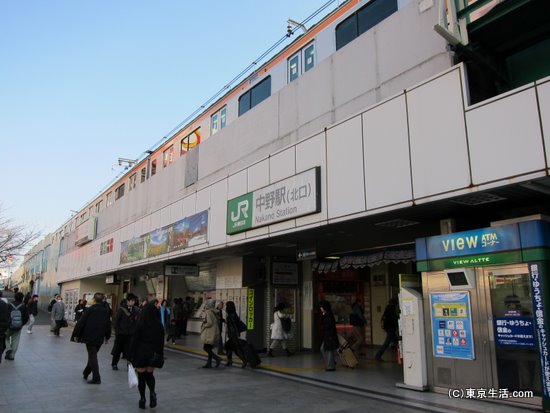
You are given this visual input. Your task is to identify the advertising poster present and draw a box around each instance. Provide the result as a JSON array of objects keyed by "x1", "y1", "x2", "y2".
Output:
[
  {"x1": 430, "y1": 291, "x2": 475, "y2": 360},
  {"x1": 147, "y1": 227, "x2": 170, "y2": 257}
]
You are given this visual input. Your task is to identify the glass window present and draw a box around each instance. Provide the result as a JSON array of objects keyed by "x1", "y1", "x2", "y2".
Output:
[
  {"x1": 211, "y1": 113, "x2": 219, "y2": 135},
  {"x1": 140, "y1": 167, "x2": 146, "y2": 183},
  {"x1": 358, "y1": 0, "x2": 397, "y2": 36},
  {"x1": 304, "y1": 43, "x2": 315, "y2": 72},
  {"x1": 115, "y1": 183, "x2": 125, "y2": 200},
  {"x1": 163, "y1": 145, "x2": 174, "y2": 168},
  {"x1": 336, "y1": 14, "x2": 357, "y2": 50},
  {"x1": 129, "y1": 173, "x2": 137, "y2": 191},
  {"x1": 238, "y1": 91, "x2": 251, "y2": 116},
  {"x1": 180, "y1": 128, "x2": 201, "y2": 154},
  {"x1": 250, "y1": 76, "x2": 271, "y2": 108},
  {"x1": 288, "y1": 53, "x2": 300, "y2": 82},
  {"x1": 220, "y1": 107, "x2": 227, "y2": 129},
  {"x1": 151, "y1": 159, "x2": 157, "y2": 176},
  {"x1": 96, "y1": 200, "x2": 103, "y2": 213},
  {"x1": 106, "y1": 192, "x2": 113, "y2": 207}
]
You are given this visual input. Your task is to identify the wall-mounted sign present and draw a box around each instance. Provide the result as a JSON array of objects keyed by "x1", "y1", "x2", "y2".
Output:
[
  {"x1": 226, "y1": 167, "x2": 321, "y2": 235},
  {"x1": 530, "y1": 262, "x2": 550, "y2": 398},
  {"x1": 120, "y1": 210, "x2": 208, "y2": 264},
  {"x1": 430, "y1": 291, "x2": 475, "y2": 360},
  {"x1": 297, "y1": 248, "x2": 316, "y2": 261},
  {"x1": 105, "y1": 274, "x2": 118, "y2": 285},
  {"x1": 247, "y1": 288, "x2": 255, "y2": 330},
  {"x1": 164, "y1": 265, "x2": 199, "y2": 277},
  {"x1": 272, "y1": 262, "x2": 298, "y2": 285},
  {"x1": 494, "y1": 317, "x2": 535, "y2": 348}
]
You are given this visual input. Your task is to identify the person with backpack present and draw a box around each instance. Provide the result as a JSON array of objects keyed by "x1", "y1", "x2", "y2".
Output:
[
  {"x1": 268, "y1": 302, "x2": 293, "y2": 357},
  {"x1": 4, "y1": 292, "x2": 29, "y2": 361},
  {"x1": 375, "y1": 297, "x2": 399, "y2": 361}
]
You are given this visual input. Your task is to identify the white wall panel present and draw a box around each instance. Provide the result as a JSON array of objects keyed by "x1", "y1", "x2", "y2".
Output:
[
  {"x1": 363, "y1": 95, "x2": 412, "y2": 209},
  {"x1": 208, "y1": 179, "x2": 227, "y2": 247},
  {"x1": 467, "y1": 88, "x2": 545, "y2": 183},
  {"x1": 160, "y1": 206, "x2": 171, "y2": 227},
  {"x1": 270, "y1": 147, "x2": 296, "y2": 182},
  {"x1": 182, "y1": 194, "x2": 195, "y2": 218},
  {"x1": 296, "y1": 132, "x2": 328, "y2": 225},
  {"x1": 326, "y1": 116, "x2": 366, "y2": 218},
  {"x1": 150, "y1": 210, "x2": 161, "y2": 232},
  {"x1": 169, "y1": 200, "x2": 184, "y2": 222},
  {"x1": 248, "y1": 160, "x2": 269, "y2": 191},
  {"x1": 537, "y1": 80, "x2": 550, "y2": 169},
  {"x1": 196, "y1": 187, "x2": 210, "y2": 213},
  {"x1": 408, "y1": 68, "x2": 470, "y2": 198}
]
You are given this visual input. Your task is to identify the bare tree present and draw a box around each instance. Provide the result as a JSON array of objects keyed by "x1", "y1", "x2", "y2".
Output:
[{"x1": 0, "y1": 206, "x2": 40, "y2": 266}]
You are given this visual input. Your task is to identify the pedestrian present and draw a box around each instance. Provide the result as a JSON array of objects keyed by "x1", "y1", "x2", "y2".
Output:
[
  {"x1": 268, "y1": 303, "x2": 293, "y2": 357},
  {"x1": 172, "y1": 298, "x2": 183, "y2": 337},
  {"x1": 319, "y1": 300, "x2": 339, "y2": 371},
  {"x1": 48, "y1": 293, "x2": 59, "y2": 333},
  {"x1": 375, "y1": 297, "x2": 399, "y2": 361},
  {"x1": 74, "y1": 299, "x2": 87, "y2": 322},
  {"x1": 182, "y1": 296, "x2": 193, "y2": 336},
  {"x1": 350, "y1": 298, "x2": 366, "y2": 355},
  {"x1": 166, "y1": 318, "x2": 177, "y2": 344},
  {"x1": 26, "y1": 294, "x2": 39, "y2": 334},
  {"x1": 159, "y1": 299, "x2": 170, "y2": 332},
  {"x1": 129, "y1": 301, "x2": 164, "y2": 409},
  {"x1": 215, "y1": 301, "x2": 225, "y2": 355},
  {"x1": 200, "y1": 299, "x2": 222, "y2": 368},
  {"x1": 111, "y1": 293, "x2": 138, "y2": 370},
  {"x1": 0, "y1": 297, "x2": 9, "y2": 364},
  {"x1": 51, "y1": 295, "x2": 66, "y2": 336},
  {"x1": 23, "y1": 292, "x2": 32, "y2": 306},
  {"x1": 4, "y1": 292, "x2": 29, "y2": 361},
  {"x1": 71, "y1": 292, "x2": 111, "y2": 384},
  {"x1": 224, "y1": 300, "x2": 246, "y2": 368}
]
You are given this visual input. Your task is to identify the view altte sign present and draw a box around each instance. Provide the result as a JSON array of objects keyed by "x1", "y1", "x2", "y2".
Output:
[{"x1": 226, "y1": 167, "x2": 321, "y2": 235}]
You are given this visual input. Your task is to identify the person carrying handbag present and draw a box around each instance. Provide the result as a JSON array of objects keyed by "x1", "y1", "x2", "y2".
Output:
[{"x1": 200, "y1": 299, "x2": 222, "y2": 368}]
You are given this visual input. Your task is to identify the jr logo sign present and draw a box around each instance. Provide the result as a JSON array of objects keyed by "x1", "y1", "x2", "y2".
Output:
[{"x1": 227, "y1": 193, "x2": 253, "y2": 234}]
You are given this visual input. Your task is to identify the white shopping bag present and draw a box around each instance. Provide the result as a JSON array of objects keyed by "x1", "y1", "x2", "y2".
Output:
[{"x1": 128, "y1": 363, "x2": 138, "y2": 388}]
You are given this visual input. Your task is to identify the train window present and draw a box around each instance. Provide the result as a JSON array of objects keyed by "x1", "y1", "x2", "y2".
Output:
[
  {"x1": 211, "y1": 106, "x2": 227, "y2": 135},
  {"x1": 238, "y1": 76, "x2": 271, "y2": 116},
  {"x1": 129, "y1": 173, "x2": 137, "y2": 191},
  {"x1": 336, "y1": 0, "x2": 397, "y2": 50},
  {"x1": 288, "y1": 53, "x2": 300, "y2": 82},
  {"x1": 106, "y1": 192, "x2": 113, "y2": 207},
  {"x1": 163, "y1": 145, "x2": 174, "y2": 168},
  {"x1": 304, "y1": 43, "x2": 315, "y2": 72},
  {"x1": 357, "y1": 0, "x2": 397, "y2": 36},
  {"x1": 115, "y1": 183, "x2": 125, "y2": 200},
  {"x1": 140, "y1": 167, "x2": 146, "y2": 183},
  {"x1": 180, "y1": 128, "x2": 201, "y2": 154},
  {"x1": 151, "y1": 159, "x2": 157, "y2": 176},
  {"x1": 288, "y1": 42, "x2": 315, "y2": 83}
]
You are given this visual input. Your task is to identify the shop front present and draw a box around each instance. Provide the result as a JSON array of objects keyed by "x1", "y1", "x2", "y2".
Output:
[{"x1": 415, "y1": 219, "x2": 550, "y2": 410}]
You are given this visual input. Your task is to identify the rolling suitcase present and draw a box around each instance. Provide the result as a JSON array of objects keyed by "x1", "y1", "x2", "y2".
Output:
[
  {"x1": 337, "y1": 347, "x2": 359, "y2": 369},
  {"x1": 238, "y1": 339, "x2": 262, "y2": 368}
]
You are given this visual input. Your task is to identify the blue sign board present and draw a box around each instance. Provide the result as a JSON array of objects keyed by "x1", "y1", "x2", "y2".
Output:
[
  {"x1": 530, "y1": 263, "x2": 550, "y2": 398},
  {"x1": 494, "y1": 317, "x2": 535, "y2": 348},
  {"x1": 422, "y1": 224, "x2": 520, "y2": 260},
  {"x1": 430, "y1": 292, "x2": 475, "y2": 360}
]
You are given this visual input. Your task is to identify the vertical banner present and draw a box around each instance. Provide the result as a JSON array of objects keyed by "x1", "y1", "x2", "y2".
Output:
[
  {"x1": 247, "y1": 288, "x2": 255, "y2": 330},
  {"x1": 529, "y1": 262, "x2": 550, "y2": 407},
  {"x1": 430, "y1": 291, "x2": 475, "y2": 360}
]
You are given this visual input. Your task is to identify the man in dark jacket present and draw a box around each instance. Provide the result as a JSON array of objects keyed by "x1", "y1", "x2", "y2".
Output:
[
  {"x1": 375, "y1": 297, "x2": 399, "y2": 361},
  {"x1": 0, "y1": 297, "x2": 9, "y2": 363},
  {"x1": 111, "y1": 293, "x2": 138, "y2": 370},
  {"x1": 72, "y1": 292, "x2": 111, "y2": 384},
  {"x1": 5, "y1": 292, "x2": 30, "y2": 361},
  {"x1": 26, "y1": 294, "x2": 39, "y2": 333}
]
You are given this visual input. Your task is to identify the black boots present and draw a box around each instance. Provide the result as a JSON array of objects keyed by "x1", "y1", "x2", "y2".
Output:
[
  {"x1": 150, "y1": 392, "x2": 157, "y2": 408},
  {"x1": 138, "y1": 398, "x2": 146, "y2": 409}
]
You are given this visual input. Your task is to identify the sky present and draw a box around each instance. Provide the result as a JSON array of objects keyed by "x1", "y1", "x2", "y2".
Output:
[{"x1": 0, "y1": 0, "x2": 335, "y2": 250}]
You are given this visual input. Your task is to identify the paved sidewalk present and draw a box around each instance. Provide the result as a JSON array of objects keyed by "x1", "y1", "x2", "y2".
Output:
[{"x1": 0, "y1": 324, "x2": 540, "y2": 413}]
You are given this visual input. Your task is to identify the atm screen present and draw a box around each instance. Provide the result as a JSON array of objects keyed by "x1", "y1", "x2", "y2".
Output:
[{"x1": 447, "y1": 271, "x2": 468, "y2": 286}]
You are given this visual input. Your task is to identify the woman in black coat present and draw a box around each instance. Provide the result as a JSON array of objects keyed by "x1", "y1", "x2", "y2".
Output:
[
  {"x1": 129, "y1": 302, "x2": 164, "y2": 409},
  {"x1": 224, "y1": 301, "x2": 246, "y2": 367},
  {"x1": 319, "y1": 300, "x2": 339, "y2": 371}
]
